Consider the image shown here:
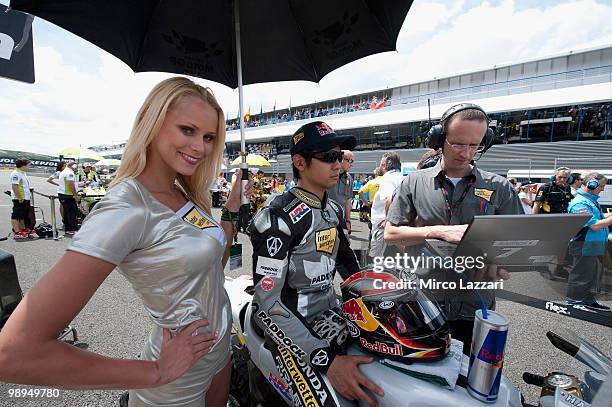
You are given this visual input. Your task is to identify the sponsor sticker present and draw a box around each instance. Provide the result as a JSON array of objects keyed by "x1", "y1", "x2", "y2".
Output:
[
  {"x1": 347, "y1": 322, "x2": 360, "y2": 337},
  {"x1": 289, "y1": 202, "x2": 311, "y2": 223},
  {"x1": 278, "y1": 346, "x2": 321, "y2": 407},
  {"x1": 255, "y1": 256, "x2": 284, "y2": 278},
  {"x1": 258, "y1": 310, "x2": 307, "y2": 359},
  {"x1": 293, "y1": 189, "x2": 321, "y2": 207},
  {"x1": 379, "y1": 301, "x2": 395, "y2": 309},
  {"x1": 315, "y1": 228, "x2": 337, "y2": 254},
  {"x1": 315, "y1": 122, "x2": 334, "y2": 136},
  {"x1": 182, "y1": 207, "x2": 216, "y2": 229},
  {"x1": 359, "y1": 337, "x2": 404, "y2": 356},
  {"x1": 267, "y1": 372, "x2": 292, "y2": 402},
  {"x1": 474, "y1": 188, "x2": 494, "y2": 202},
  {"x1": 343, "y1": 298, "x2": 367, "y2": 323},
  {"x1": 267, "y1": 237, "x2": 283, "y2": 257},
  {"x1": 545, "y1": 301, "x2": 570, "y2": 315},
  {"x1": 261, "y1": 277, "x2": 275, "y2": 292},
  {"x1": 293, "y1": 132, "x2": 305, "y2": 145},
  {"x1": 310, "y1": 349, "x2": 330, "y2": 367}
]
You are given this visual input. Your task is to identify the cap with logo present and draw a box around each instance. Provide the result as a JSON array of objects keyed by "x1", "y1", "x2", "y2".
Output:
[{"x1": 290, "y1": 121, "x2": 356, "y2": 156}]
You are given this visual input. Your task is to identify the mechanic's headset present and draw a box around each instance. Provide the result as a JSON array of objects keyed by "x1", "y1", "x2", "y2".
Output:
[
  {"x1": 585, "y1": 174, "x2": 605, "y2": 190},
  {"x1": 427, "y1": 103, "x2": 495, "y2": 154}
]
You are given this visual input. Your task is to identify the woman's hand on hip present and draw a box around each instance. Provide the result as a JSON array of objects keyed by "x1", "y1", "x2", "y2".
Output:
[{"x1": 155, "y1": 319, "x2": 217, "y2": 386}]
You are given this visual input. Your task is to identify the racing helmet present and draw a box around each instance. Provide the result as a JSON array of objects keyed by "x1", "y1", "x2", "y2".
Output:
[
  {"x1": 34, "y1": 222, "x2": 54, "y2": 238},
  {"x1": 340, "y1": 267, "x2": 451, "y2": 363}
]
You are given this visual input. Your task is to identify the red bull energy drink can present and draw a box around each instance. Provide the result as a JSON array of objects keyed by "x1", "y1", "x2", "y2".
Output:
[{"x1": 467, "y1": 309, "x2": 509, "y2": 403}]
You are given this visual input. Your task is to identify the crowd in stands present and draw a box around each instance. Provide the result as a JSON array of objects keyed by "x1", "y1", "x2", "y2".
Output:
[{"x1": 225, "y1": 95, "x2": 389, "y2": 130}]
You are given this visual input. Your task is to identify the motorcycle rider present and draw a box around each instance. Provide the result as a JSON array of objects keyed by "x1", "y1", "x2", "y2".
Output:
[{"x1": 248, "y1": 121, "x2": 384, "y2": 407}]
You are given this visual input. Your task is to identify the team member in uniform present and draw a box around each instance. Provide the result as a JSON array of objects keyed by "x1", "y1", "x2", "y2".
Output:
[
  {"x1": 358, "y1": 167, "x2": 382, "y2": 225},
  {"x1": 9, "y1": 158, "x2": 32, "y2": 239},
  {"x1": 46, "y1": 161, "x2": 66, "y2": 187},
  {"x1": 248, "y1": 121, "x2": 384, "y2": 407},
  {"x1": 57, "y1": 161, "x2": 79, "y2": 235},
  {"x1": 384, "y1": 103, "x2": 522, "y2": 353},
  {"x1": 532, "y1": 167, "x2": 573, "y2": 214},
  {"x1": 566, "y1": 172, "x2": 612, "y2": 311},
  {"x1": 327, "y1": 149, "x2": 354, "y2": 233},
  {"x1": 0, "y1": 77, "x2": 252, "y2": 407},
  {"x1": 78, "y1": 163, "x2": 100, "y2": 186}
]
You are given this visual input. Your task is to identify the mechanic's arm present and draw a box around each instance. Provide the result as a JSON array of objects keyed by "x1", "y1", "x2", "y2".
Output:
[
  {"x1": 384, "y1": 223, "x2": 467, "y2": 245},
  {"x1": 383, "y1": 177, "x2": 466, "y2": 244},
  {"x1": 573, "y1": 203, "x2": 612, "y2": 231}
]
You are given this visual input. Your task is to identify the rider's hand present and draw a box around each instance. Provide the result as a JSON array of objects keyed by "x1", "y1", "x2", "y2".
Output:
[
  {"x1": 327, "y1": 355, "x2": 384, "y2": 407},
  {"x1": 429, "y1": 224, "x2": 468, "y2": 243},
  {"x1": 154, "y1": 319, "x2": 217, "y2": 386},
  {"x1": 225, "y1": 170, "x2": 253, "y2": 212}
]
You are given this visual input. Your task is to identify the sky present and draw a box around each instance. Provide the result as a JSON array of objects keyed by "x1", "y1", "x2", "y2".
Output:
[{"x1": 1, "y1": 0, "x2": 612, "y2": 155}]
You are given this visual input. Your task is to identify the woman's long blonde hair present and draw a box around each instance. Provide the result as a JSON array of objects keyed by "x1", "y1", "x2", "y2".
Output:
[{"x1": 112, "y1": 77, "x2": 226, "y2": 214}]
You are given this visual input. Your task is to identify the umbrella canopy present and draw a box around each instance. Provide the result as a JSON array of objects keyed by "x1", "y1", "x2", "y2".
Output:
[
  {"x1": 94, "y1": 158, "x2": 122, "y2": 167},
  {"x1": 11, "y1": 1, "x2": 413, "y2": 88},
  {"x1": 58, "y1": 147, "x2": 103, "y2": 161},
  {"x1": 231, "y1": 154, "x2": 270, "y2": 167}
]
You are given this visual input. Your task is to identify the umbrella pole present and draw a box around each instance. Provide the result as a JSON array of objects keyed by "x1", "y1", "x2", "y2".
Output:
[{"x1": 234, "y1": 0, "x2": 250, "y2": 232}]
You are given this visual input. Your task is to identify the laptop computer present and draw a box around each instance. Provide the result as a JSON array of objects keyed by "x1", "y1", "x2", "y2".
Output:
[{"x1": 424, "y1": 214, "x2": 591, "y2": 266}]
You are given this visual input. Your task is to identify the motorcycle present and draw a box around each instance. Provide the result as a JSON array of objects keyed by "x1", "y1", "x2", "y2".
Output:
[
  {"x1": 225, "y1": 276, "x2": 610, "y2": 407},
  {"x1": 225, "y1": 274, "x2": 518, "y2": 407}
]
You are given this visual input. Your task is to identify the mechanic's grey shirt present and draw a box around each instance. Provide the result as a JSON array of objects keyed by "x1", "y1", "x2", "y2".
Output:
[
  {"x1": 387, "y1": 160, "x2": 523, "y2": 229},
  {"x1": 386, "y1": 161, "x2": 523, "y2": 319},
  {"x1": 327, "y1": 172, "x2": 353, "y2": 208}
]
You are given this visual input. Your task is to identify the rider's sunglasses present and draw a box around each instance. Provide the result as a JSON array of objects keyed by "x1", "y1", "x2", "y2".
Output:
[{"x1": 310, "y1": 150, "x2": 344, "y2": 163}]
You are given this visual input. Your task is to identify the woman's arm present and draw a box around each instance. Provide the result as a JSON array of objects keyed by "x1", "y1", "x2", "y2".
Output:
[{"x1": 0, "y1": 251, "x2": 214, "y2": 389}]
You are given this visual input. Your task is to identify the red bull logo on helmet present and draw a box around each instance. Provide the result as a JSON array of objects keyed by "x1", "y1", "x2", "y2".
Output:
[
  {"x1": 359, "y1": 337, "x2": 404, "y2": 356},
  {"x1": 342, "y1": 298, "x2": 366, "y2": 323}
]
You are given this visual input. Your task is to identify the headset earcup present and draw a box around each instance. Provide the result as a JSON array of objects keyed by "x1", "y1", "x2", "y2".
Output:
[
  {"x1": 427, "y1": 125, "x2": 443, "y2": 150},
  {"x1": 550, "y1": 175, "x2": 555, "y2": 182},
  {"x1": 567, "y1": 176, "x2": 574, "y2": 185},
  {"x1": 480, "y1": 128, "x2": 495, "y2": 153},
  {"x1": 587, "y1": 180, "x2": 600, "y2": 190}
]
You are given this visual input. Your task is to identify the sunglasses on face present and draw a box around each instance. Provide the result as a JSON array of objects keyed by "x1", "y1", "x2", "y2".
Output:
[
  {"x1": 343, "y1": 158, "x2": 355, "y2": 164},
  {"x1": 310, "y1": 150, "x2": 344, "y2": 163}
]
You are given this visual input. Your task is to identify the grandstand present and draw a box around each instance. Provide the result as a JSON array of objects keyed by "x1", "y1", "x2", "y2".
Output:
[{"x1": 90, "y1": 44, "x2": 612, "y2": 176}]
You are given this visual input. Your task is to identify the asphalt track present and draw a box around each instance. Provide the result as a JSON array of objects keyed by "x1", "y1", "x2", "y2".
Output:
[{"x1": 0, "y1": 175, "x2": 609, "y2": 406}]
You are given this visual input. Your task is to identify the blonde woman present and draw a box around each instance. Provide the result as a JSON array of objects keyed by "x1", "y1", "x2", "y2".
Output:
[{"x1": 0, "y1": 77, "x2": 252, "y2": 406}]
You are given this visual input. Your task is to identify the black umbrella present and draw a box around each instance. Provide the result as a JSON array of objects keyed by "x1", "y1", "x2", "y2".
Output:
[{"x1": 9, "y1": 0, "x2": 413, "y2": 227}]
